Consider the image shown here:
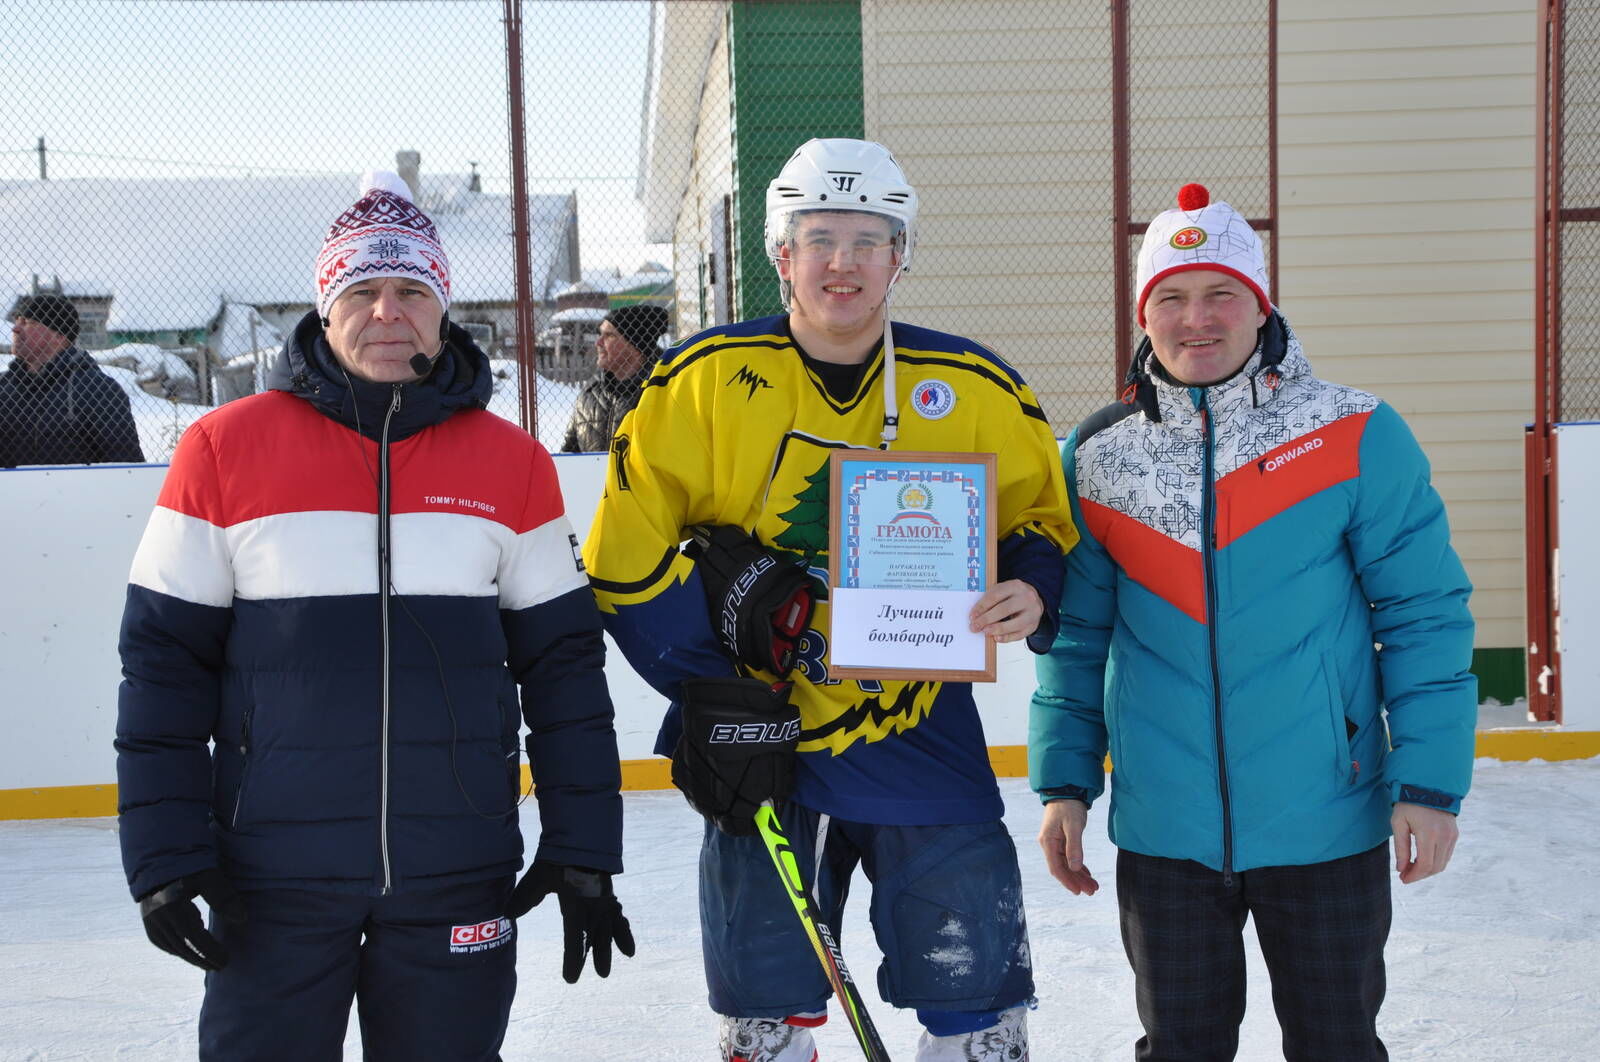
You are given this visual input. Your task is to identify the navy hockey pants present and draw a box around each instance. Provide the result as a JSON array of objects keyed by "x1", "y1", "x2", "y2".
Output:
[
  {"x1": 1117, "y1": 844, "x2": 1391, "y2": 1062},
  {"x1": 699, "y1": 803, "x2": 1033, "y2": 1028},
  {"x1": 197, "y1": 876, "x2": 517, "y2": 1061}
]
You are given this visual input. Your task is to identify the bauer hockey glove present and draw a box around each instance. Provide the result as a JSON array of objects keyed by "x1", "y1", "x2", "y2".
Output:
[
  {"x1": 684, "y1": 524, "x2": 817, "y2": 679},
  {"x1": 508, "y1": 862, "x2": 635, "y2": 984},
  {"x1": 671, "y1": 676, "x2": 799, "y2": 836},
  {"x1": 137, "y1": 867, "x2": 248, "y2": 971}
]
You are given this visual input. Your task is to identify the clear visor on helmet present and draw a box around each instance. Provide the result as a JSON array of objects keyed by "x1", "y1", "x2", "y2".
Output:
[{"x1": 773, "y1": 209, "x2": 907, "y2": 268}]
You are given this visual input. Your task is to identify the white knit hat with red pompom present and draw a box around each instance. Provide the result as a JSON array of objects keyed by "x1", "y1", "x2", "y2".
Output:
[
  {"x1": 1135, "y1": 183, "x2": 1270, "y2": 327},
  {"x1": 314, "y1": 170, "x2": 451, "y2": 318}
]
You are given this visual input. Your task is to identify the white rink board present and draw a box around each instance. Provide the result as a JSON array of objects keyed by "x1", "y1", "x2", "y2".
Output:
[
  {"x1": 0, "y1": 456, "x2": 1037, "y2": 792},
  {"x1": 1556, "y1": 422, "x2": 1600, "y2": 730}
]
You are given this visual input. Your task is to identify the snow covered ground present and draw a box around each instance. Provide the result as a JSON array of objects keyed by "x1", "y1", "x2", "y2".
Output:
[{"x1": 1, "y1": 759, "x2": 1596, "y2": 1060}]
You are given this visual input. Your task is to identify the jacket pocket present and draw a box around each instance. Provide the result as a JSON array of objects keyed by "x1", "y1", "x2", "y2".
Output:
[
  {"x1": 1106, "y1": 668, "x2": 1130, "y2": 789},
  {"x1": 231, "y1": 706, "x2": 255, "y2": 829},
  {"x1": 1321, "y1": 653, "x2": 1356, "y2": 787},
  {"x1": 500, "y1": 681, "x2": 523, "y2": 808}
]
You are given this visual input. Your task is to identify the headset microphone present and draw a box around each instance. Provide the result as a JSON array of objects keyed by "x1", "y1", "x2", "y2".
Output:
[{"x1": 408, "y1": 312, "x2": 451, "y2": 377}]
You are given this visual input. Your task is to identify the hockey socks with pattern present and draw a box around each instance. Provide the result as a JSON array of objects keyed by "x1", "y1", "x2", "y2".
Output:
[{"x1": 720, "y1": 1014, "x2": 824, "y2": 1062}]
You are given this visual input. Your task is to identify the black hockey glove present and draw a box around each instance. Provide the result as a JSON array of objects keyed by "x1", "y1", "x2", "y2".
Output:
[
  {"x1": 685, "y1": 525, "x2": 818, "y2": 679},
  {"x1": 671, "y1": 676, "x2": 799, "y2": 837},
  {"x1": 508, "y1": 862, "x2": 635, "y2": 984},
  {"x1": 137, "y1": 867, "x2": 248, "y2": 972}
]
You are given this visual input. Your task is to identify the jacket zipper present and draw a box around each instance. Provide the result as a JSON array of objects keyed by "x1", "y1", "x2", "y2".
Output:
[
  {"x1": 377, "y1": 385, "x2": 402, "y2": 894},
  {"x1": 1199, "y1": 401, "x2": 1237, "y2": 888}
]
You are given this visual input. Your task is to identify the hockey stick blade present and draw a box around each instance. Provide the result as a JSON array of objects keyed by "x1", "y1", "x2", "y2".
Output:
[{"x1": 754, "y1": 801, "x2": 892, "y2": 1062}]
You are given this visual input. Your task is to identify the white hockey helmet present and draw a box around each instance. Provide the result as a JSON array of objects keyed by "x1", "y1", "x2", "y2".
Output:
[{"x1": 765, "y1": 138, "x2": 919, "y2": 279}]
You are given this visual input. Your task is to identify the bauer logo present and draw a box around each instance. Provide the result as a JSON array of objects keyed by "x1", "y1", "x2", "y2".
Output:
[
  {"x1": 1169, "y1": 226, "x2": 1208, "y2": 250},
  {"x1": 910, "y1": 379, "x2": 955, "y2": 420},
  {"x1": 449, "y1": 916, "x2": 514, "y2": 954},
  {"x1": 708, "y1": 719, "x2": 800, "y2": 745},
  {"x1": 569, "y1": 532, "x2": 585, "y2": 572}
]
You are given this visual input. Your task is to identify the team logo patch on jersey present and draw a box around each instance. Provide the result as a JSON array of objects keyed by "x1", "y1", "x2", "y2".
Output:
[
  {"x1": 448, "y1": 916, "x2": 513, "y2": 954},
  {"x1": 910, "y1": 379, "x2": 955, "y2": 420},
  {"x1": 727, "y1": 364, "x2": 774, "y2": 400},
  {"x1": 1170, "y1": 226, "x2": 1208, "y2": 250}
]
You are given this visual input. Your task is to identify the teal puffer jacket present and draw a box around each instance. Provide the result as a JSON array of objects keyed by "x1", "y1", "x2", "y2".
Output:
[{"x1": 1029, "y1": 311, "x2": 1476, "y2": 874}]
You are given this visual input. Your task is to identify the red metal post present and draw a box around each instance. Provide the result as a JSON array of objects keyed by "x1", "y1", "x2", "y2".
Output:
[
  {"x1": 503, "y1": 0, "x2": 539, "y2": 438},
  {"x1": 1111, "y1": 0, "x2": 1132, "y2": 387},
  {"x1": 1526, "y1": 0, "x2": 1562, "y2": 722}
]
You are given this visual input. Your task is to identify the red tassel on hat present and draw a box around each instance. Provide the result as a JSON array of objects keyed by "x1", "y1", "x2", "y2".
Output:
[{"x1": 1177, "y1": 183, "x2": 1210, "y2": 210}]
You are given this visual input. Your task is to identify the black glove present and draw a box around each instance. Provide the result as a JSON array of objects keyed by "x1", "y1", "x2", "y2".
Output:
[
  {"x1": 685, "y1": 525, "x2": 818, "y2": 678},
  {"x1": 508, "y1": 862, "x2": 635, "y2": 984},
  {"x1": 137, "y1": 867, "x2": 248, "y2": 972},
  {"x1": 671, "y1": 676, "x2": 799, "y2": 836}
]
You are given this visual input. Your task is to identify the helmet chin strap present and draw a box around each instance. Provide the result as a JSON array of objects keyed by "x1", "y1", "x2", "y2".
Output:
[{"x1": 879, "y1": 276, "x2": 902, "y2": 449}]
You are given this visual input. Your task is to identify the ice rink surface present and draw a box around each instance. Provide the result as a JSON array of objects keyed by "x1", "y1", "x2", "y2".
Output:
[{"x1": 1, "y1": 758, "x2": 1596, "y2": 1060}]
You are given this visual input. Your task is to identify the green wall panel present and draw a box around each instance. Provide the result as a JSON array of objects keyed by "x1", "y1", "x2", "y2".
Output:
[
  {"x1": 1471, "y1": 648, "x2": 1526, "y2": 705},
  {"x1": 729, "y1": 1, "x2": 864, "y2": 320}
]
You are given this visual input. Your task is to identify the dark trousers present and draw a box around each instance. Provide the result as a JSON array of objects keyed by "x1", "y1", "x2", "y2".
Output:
[
  {"x1": 197, "y1": 876, "x2": 517, "y2": 1062},
  {"x1": 1117, "y1": 844, "x2": 1390, "y2": 1062}
]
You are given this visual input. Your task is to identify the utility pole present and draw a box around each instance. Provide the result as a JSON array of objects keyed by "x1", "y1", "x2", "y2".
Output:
[{"x1": 37, "y1": 136, "x2": 46, "y2": 180}]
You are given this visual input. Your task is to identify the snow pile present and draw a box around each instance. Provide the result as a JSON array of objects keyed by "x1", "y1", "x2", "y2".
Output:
[{"x1": 94, "y1": 343, "x2": 199, "y2": 402}]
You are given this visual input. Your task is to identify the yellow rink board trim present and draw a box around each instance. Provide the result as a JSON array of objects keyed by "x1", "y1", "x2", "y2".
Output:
[{"x1": 6, "y1": 730, "x2": 1597, "y2": 821}]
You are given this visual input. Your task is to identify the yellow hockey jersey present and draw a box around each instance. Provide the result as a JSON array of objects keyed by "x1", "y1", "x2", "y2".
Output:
[{"x1": 584, "y1": 314, "x2": 1076, "y2": 824}]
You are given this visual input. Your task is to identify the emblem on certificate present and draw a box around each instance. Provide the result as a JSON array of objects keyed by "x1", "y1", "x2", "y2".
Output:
[{"x1": 827, "y1": 450, "x2": 997, "y2": 681}]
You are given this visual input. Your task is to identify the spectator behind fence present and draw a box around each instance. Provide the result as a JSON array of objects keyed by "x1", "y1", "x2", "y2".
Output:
[
  {"x1": 1030, "y1": 183, "x2": 1477, "y2": 1060},
  {"x1": 115, "y1": 170, "x2": 631, "y2": 1060},
  {"x1": 560, "y1": 303, "x2": 670, "y2": 453},
  {"x1": 1, "y1": 294, "x2": 143, "y2": 467}
]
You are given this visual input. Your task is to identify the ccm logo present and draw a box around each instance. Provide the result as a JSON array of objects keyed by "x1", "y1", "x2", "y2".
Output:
[
  {"x1": 451, "y1": 917, "x2": 512, "y2": 946},
  {"x1": 708, "y1": 720, "x2": 800, "y2": 744},
  {"x1": 1261, "y1": 436, "x2": 1323, "y2": 473}
]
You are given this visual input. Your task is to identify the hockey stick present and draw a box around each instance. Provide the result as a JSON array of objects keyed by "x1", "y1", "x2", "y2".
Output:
[{"x1": 754, "y1": 800, "x2": 892, "y2": 1062}]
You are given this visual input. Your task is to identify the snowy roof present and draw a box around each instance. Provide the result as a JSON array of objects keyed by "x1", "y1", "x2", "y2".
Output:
[
  {"x1": 550, "y1": 307, "x2": 610, "y2": 324},
  {"x1": 580, "y1": 265, "x2": 673, "y2": 296},
  {"x1": 6, "y1": 274, "x2": 111, "y2": 299},
  {"x1": 0, "y1": 174, "x2": 576, "y2": 332}
]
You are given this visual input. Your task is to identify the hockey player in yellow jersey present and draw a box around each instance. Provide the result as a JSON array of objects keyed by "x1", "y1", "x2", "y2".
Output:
[{"x1": 584, "y1": 138, "x2": 1076, "y2": 1062}]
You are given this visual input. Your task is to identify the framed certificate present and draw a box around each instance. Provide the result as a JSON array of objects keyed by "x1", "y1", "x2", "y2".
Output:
[{"x1": 827, "y1": 450, "x2": 997, "y2": 681}]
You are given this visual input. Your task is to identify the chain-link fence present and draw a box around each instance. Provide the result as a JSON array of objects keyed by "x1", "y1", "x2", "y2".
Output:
[
  {"x1": 1, "y1": 0, "x2": 536, "y2": 463},
  {"x1": 3, "y1": 0, "x2": 1278, "y2": 466},
  {"x1": 1560, "y1": 0, "x2": 1600, "y2": 421}
]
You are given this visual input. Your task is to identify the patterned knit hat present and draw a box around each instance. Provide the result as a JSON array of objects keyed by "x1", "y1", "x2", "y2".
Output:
[
  {"x1": 1135, "y1": 183, "x2": 1270, "y2": 327},
  {"x1": 315, "y1": 170, "x2": 451, "y2": 318}
]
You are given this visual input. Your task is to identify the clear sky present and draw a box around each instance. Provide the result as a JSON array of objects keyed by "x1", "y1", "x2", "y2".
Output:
[{"x1": 1, "y1": 0, "x2": 664, "y2": 271}]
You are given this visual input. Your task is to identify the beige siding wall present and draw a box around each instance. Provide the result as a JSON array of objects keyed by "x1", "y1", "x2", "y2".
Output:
[
  {"x1": 860, "y1": 1, "x2": 1119, "y2": 429},
  {"x1": 855, "y1": 0, "x2": 1535, "y2": 649},
  {"x1": 1277, "y1": 0, "x2": 1536, "y2": 648},
  {"x1": 672, "y1": 22, "x2": 734, "y2": 337},
  {"x1": 654, "y1": 0, "x2": 1539, "y2": 651}
]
